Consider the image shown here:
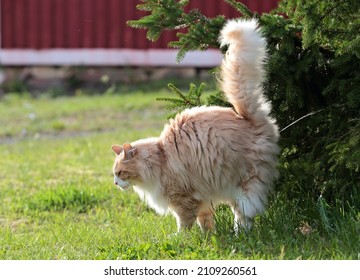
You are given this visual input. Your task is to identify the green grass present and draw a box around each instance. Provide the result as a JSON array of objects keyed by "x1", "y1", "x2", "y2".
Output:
[{"x1": 0, "y1": 88, "x2": 359, "y2": 260}]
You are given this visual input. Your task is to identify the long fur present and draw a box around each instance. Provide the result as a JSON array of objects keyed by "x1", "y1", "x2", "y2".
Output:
[{"x1": 112, "y1": 19, "x2": 280, "y2": 233}]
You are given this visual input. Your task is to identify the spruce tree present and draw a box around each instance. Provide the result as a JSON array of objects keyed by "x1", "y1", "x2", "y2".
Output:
[{"x1": 128, "y1": 0, "x2": 360, "y2": 207}]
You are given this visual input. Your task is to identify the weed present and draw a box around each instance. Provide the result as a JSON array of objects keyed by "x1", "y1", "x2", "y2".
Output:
[{"x1": 25, "y1": 186, "x2": 107, "y2": 213}]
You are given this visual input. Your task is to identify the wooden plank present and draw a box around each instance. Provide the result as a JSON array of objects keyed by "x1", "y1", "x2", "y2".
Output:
[
  {"x1": 14, "y1": 0, "x2": 26, "y2": 47},
  {"x1": 68, "y1": 0, "x2": 81, "y2": 48},
  {"x1": 27, "y1": 0, "x2": 40, "y2": 48},
  {"x1": 82, "y1": 0, "x2": 95, "y2": 48},
  {"x1": 0, "y1": 49, "x2": 222, "y2": 66},
  {"x1": 108, "y1": 0, "x2": 121, "y2": 48},
  {"x1": 41, "y1": 0, "x2": 53, "y2": 48},
  {"x1": 123, "y1": 0, "x2": 134, "y2": 48},
  {"x1": 54, "y1": 0, "x2": 65, "y2": 48},
  {"x1": 2, "y1": 0, "x2": 14, "y2": 48},
  {"x1": 94, "y1": 0, "x2": 107, "y2": 48}
]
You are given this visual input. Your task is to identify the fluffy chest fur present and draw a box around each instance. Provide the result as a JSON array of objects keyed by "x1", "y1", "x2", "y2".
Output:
[{"x1": 133, "y1": 184, "x2": 169, "y2": 216}]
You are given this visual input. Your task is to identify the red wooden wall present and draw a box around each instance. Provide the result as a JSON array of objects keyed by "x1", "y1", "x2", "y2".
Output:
[{"x1": 1, "y1": 0, "x2": 279, "y2": 49}]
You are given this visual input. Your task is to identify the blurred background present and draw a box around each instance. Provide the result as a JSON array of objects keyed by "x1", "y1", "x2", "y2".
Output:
[{"x1": 0, "y1": 0, "x2": 278, "y2": 95}]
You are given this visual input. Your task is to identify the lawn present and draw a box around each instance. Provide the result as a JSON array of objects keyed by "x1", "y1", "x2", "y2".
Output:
[{"x1": 0, "y1": 86, "x2": 358, "y2": 260}]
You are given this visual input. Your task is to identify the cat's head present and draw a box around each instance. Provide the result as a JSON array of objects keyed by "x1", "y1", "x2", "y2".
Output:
[{"x1": 111, "y1": 143, "x2": 139, "y2": 190}]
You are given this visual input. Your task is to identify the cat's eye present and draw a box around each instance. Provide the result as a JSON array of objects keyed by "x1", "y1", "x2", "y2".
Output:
[{"x1": 117, "y1": 171, "x2": 122, "y2": 177}]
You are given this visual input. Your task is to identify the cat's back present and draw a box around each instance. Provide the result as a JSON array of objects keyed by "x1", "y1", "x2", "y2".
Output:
[
  {"x1": 160, "y1": 105, "x2": 255, "y2": 160},
  {"x1": 162, "y1": 105, "x2": 246, "y2": 138},
  {"x1": 165, "y1": 105, "x2": 246, "y2": 131}
]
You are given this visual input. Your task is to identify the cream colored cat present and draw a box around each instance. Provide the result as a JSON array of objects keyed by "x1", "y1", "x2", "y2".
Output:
[{"x1": 112, "y1": 19, "x2": 279, "y2": 233}]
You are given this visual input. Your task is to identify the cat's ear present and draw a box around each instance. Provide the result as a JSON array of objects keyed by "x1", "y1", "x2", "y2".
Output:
[
  {"x1": 112, "y1": 145, "x2": 123, "y2": 155},
  {"x1": 123, "y1": 143, "x2": 137, "y2": 160}
]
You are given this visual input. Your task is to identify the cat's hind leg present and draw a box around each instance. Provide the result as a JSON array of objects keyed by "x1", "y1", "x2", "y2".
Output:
[
  {"x1": 231, "y1": 184, "x2": 268, "y2": 233},
  {"x1": 231, "y1": 200, "x2": 254, "y2": 233},
  {"x1": 196, "y1": 205, "x2": 215, "y2": 231}
]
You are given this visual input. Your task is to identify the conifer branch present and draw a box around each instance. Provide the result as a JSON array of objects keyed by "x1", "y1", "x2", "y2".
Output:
[
  {"x1": 156, "y1": 83, "x2": 207, "y2": 118},
  {"x1": 224, "y1": 0, "x2": 254, "y2": 18}
]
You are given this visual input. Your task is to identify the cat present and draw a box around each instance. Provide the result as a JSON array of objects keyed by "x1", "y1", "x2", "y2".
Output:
[{"x1": 111, "y1": 19, "x2": 279, "y2": 233}]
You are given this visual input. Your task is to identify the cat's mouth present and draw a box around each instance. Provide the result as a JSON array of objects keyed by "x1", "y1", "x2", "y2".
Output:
[{"x1": 114, "y1": 176, "x2": 130, "y2": 190}]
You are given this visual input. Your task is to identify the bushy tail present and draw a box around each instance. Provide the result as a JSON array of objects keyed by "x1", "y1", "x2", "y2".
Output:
[{"x1": 219, "y1": 19, "x2": 271, "y2": 125}]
